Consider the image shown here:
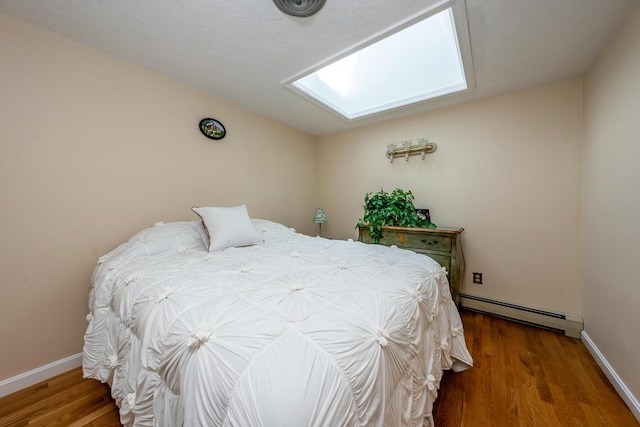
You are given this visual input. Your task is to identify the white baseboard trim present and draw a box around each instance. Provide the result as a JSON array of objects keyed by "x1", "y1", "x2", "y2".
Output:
[
  {"x1": 582, "y1": 331, "x2": 640, "y2": 422},
  {"x1": 0, "y1": 353, "x2": 83, "y2": 399}
]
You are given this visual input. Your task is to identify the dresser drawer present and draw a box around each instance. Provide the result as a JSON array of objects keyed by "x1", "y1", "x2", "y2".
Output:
[
  {"x1": 378, "y1": 231, "x2": 452, "y2": 253},
  {"x1": 415, "y1": 251, "x2": 451, "y2": 274}
]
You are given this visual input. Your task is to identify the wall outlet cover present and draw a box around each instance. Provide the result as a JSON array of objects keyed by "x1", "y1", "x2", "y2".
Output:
[{"x1": 473, "y1": 272, "x2": 483, "y2": 284}]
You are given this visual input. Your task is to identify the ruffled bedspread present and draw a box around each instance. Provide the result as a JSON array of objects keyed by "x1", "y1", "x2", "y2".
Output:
[{"x1": 83, "y1": 219, "x2": 472, "y2": 426}]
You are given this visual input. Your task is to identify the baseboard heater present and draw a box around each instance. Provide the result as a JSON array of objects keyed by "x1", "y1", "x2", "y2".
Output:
[{"x1": 459, "y1": 294, "x2": 584, "y2": 339}]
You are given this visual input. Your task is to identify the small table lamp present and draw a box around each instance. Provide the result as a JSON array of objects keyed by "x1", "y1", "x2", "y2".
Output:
[{"x1": 313, "y1": 208, "x2": 327, "y2": 236}]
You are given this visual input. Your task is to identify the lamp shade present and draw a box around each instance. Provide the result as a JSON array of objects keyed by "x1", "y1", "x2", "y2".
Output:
[{"x1": 313, "y1": 208, "x2": 327, "y2": 224}]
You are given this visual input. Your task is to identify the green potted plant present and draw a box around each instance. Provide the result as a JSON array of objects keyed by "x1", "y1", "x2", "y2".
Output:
[{"x1": 356, "y1": 188, "x2": 436, "y2": 243}]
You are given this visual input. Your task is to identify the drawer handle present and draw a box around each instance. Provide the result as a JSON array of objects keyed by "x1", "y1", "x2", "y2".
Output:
[{"x1": 421, "y1": 239, "x2": 440, "y2": 246}]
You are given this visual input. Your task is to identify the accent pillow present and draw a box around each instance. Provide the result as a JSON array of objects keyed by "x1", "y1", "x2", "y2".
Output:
[{"x1": 192, "y1": 205, "x2": 262, "y2": 252}]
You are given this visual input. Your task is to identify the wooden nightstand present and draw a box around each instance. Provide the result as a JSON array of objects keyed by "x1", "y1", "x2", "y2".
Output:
[{"x1": 358, "y1": 226, "x2": 465, "y2": 305}]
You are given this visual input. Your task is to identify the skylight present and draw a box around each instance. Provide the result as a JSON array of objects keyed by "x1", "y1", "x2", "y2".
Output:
[{"x1": 287, "y1": 5, "x2": 471, "y2": 120}]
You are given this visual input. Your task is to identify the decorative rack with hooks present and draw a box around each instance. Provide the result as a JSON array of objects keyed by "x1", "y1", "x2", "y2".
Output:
[{"x1": 386, "y1": 138, "x2": 437, "y2": 163}]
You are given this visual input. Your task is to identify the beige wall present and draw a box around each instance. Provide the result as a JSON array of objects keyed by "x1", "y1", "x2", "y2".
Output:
[
  {"x1": 0, "y1": 13, "x2": 317, "y2": 381},
  {"x1": 583, "y1": 1, "x2": 640, "y2": 405},
  {"x1": 318, "y1": 79, "x2": 583, "y2": 315}
]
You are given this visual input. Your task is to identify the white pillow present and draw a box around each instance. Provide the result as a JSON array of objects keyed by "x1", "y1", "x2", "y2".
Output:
[{"x1": 192, "y1": 205, "x2": 262, "y2": 252}]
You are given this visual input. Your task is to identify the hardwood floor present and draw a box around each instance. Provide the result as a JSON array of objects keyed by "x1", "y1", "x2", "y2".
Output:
[
  {"x1": 433, "y1": 310, "x2": 638, "y2": 426},
  {"x1": 0, "y1": 368, "x2": 119, "y2": 427},
  {"x1": 1, "y1": 310, "x2": 637, "y2": 426}
]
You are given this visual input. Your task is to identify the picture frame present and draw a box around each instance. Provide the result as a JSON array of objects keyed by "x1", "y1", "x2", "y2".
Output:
[
  {"x1": 416, "y1": 208, "x2": 431, "y2": 223},
  {"x1": 199, "y1": 118, "x2": 226, "y2": 140}
]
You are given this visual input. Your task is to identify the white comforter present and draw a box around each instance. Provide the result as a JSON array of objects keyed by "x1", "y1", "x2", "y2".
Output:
[{"x1": 83, "y1": 219, "x2": 472, "y2": 427}]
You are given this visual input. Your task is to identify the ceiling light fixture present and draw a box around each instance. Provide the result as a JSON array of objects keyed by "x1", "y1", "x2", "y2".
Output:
[{"x1": 273, "y1": 0, "x2": 326, "y2": 17}]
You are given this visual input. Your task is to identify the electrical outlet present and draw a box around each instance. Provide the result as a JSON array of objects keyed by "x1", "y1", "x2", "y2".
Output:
[{"x1": 472, "y1": 272, "x2": 483, "y2": 285}]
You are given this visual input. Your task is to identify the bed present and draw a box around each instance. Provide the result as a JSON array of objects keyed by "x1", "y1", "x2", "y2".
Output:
[{"x1": 83, "y1": 207, "x2": 473, "y2": 427}]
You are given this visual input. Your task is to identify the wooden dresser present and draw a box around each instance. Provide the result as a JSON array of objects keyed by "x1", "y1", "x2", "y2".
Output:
[{"x1": 358, "y1": 226, "x2": 465, "y2": 304}]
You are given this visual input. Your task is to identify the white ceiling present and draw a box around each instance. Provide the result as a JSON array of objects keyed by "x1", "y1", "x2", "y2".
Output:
[{"x1": 0, "y1": 0, "x2": 636, "y2": 136}]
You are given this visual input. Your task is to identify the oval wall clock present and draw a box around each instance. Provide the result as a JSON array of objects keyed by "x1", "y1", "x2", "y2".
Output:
[{"x1": 199, "y1": 118, "x2": 226, "y2": 140}]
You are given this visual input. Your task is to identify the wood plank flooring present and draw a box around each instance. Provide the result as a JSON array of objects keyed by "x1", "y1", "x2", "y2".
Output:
[
  {"x1": 433, "y1": 310, "x2": 638, "y2": 426},
  {"x1": 0, "y1": 367, "x2": 119, "y2": 426},
  {"x1": 0, "y1": 310, "x2": 637, "y2": 426}
]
